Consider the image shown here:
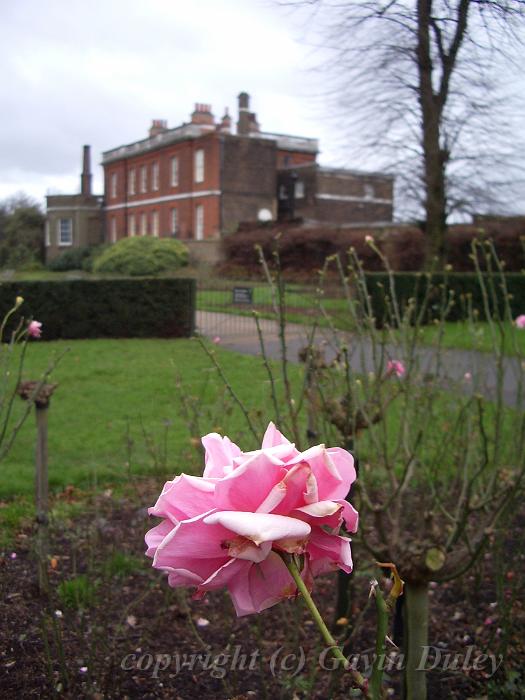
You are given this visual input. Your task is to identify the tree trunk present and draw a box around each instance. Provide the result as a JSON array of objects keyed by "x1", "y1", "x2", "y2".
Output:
[
  {"x1": 403, "y1": 581, "x2": 429, "y2": 700},
  {"x1": 417, "y1": 0, "x2": 448, "y2": 269}
]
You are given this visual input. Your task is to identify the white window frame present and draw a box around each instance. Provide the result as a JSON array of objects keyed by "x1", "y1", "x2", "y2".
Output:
[
  {"x1": 171, "y1": 207, "x2": 178, "y2": 236},
  {"x1": 279, "y1": 184, "x2": 288, "y2": 200},
  {"x1": 364, "y1": 184, "x2": 374, "y2": 199},
  {"x1": 295, "y1": 180, "x2": 305, "y2": 199},
  {"x1": 129, "y1": 169, "x2": 136, "y2": 195},
  {"x1": 194, "y1": 149, "x2": 204, "y2": 183},
  {"x1": 141, "y1": 212, "x2": 147, "y2": 236},
  {"x1": 58, "y1": 218, "x2": 73, "y2": 246},
  {"x1": 195, "y1": 204, "x2": 204, "y2": 240},
  {"x1": 152, "y1": 161, "x2": 159, "y2": 191},
  {"x1": 141, "y1": 165, "x2": 148, "y2": 193},
  {"x1": 110, "y1": 172, "x2": 118, "y2": 199},
  {"x1": 152, "y1": 210, "x2": 159, "y2": 237},
  {"x1": 129, "y1": 214, "x2": 136, "y2": 237},
  {"x1": 171, "y1": 156, "x2": 179, "y2": 187}
]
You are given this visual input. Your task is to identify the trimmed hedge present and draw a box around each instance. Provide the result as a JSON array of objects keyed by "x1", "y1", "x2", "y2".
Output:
[
  {"x1": 0, "y1": 278, "x2": 196, "y2": 340},
  {"x1": 362, "y1": 271, "x2": 525, "y2": 324}
]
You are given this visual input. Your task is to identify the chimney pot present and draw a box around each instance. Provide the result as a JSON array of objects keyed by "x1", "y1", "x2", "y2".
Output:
[
  {"x1": 191, "y1": 102, "x2": 215, "y2": 126},
  {"x1": 149, "y1": 119, "x2": 168, "y2": 137}
]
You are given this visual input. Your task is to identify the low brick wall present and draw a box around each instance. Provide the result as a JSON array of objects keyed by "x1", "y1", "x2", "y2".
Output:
[{"x1": 185, "y1": 240, "x2": 224, "y2": 266}]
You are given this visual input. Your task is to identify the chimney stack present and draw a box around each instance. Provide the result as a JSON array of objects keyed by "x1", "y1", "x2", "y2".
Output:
[
  {"x1": 237, "y1": 92, "x2": 251, "y2": 135},
  {"x1": 190, "y1": 103, "x2": 215, "y2": 128},
  {"x1": 149, "y1": 119, "x2": 168, "y2": 138},
  {"x1": 81, "y1": 145, "x2": 92, "y2": 196},
  {"x1": 217, "y1": 108, "x2": 232, "y2": 133}
]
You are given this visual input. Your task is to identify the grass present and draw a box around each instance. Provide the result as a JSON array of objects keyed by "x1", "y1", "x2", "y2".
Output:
[
  {"x1": 0, "y1": 332, "x2": 520, "y2": 549},
  {"x1": 415, "y1": 320, "x2": 525, "y2": 356},
  {"x1": 198, "y1": 282, "x2": 525, "y2": 356},
  {"x1": 0, "y1": 337, "x2": 300, "y2": 502}
]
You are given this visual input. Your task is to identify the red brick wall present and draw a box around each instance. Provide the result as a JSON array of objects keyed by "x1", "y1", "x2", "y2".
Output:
[
  {"x1": 103, "y1": 133, "x2": 222, "y2": 240},
  {"x1": 276, "y1": 150, "x2": 316, "y2": 168}
]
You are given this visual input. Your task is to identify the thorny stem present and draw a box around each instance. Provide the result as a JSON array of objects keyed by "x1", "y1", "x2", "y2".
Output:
[
  {"x1": 253, "y1": 311, "x2": 282, "y2": 427},
  {"x1": 282, "y1": 555, "x2": 370, "y2": 698},
  {"x1": 197, "y1": 337, "x2": 259, "y2": 443},
  {"x1": 370, "y1": 587, "x2": 389, "y2": 700},
  {"x1": 0, "y1": 348, "x2": 69, "y2": 462}
]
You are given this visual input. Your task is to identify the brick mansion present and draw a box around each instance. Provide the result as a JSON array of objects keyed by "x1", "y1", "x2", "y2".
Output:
[{"x1": 45, "y1": 92, "x2": 394, "y2": 259}]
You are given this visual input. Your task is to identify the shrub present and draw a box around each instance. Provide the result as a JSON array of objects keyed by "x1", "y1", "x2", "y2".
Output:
[
  {"x1": 47, "y1": 246, "x2": 92, "y2": 271},
  {"x1": 82, "y1": 244, "x2": 110, "y2": 272},
  {"x1": 93, "y1": 236, "x2": 188, "y2": 276},
  {"x1": 220, "y1": 223, "x2": 524, "y2": 275},
  {"x1": 0, "y1": 278, "x2": 196, "y2": 339}
]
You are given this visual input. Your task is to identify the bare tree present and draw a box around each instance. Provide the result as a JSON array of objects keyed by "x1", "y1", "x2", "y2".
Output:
[{"x1": 287, "y1": 1, "x2": 525, "y2": 266}]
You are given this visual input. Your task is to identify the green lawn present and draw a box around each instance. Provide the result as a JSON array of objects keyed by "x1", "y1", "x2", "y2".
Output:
[
  {"x1": 0, "y1": 334, "x2": 520, "y2": 548},
  {"x1": 414, "y1": 320, "x2": 525, "y2": 356},
  {"x1": 0, "y1": 338, "x2": 293, "y2": 501}
]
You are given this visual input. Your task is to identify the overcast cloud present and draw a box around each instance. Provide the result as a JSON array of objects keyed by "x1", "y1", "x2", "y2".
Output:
[
  {"x1": 3, "y1": 1, "x2": 523, "y2": 218},
  {"x1": 0, "y1": 0, "x2": 338, "y2": 204}
]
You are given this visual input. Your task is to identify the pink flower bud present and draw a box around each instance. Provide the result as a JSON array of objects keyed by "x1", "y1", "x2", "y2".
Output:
[
  {"x1": 387, "y1": 360, "x2": 405, "y2": 378},
  {"x1": 27, "y1": 321, "x2": 42, "y2": 338}
]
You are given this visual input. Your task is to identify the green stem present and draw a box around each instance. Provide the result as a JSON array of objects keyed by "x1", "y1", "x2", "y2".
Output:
[
  {"x1": 370, "y1": 589, "x2": 389, "y2": 699},
  {"x1": 404, "y1": 581, "x2": 429, "y2": 700},
  {"x1": 283, "y1": 555, "x2": 369, "y2": 698}
]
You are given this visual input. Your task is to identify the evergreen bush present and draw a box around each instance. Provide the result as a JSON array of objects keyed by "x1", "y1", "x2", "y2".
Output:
[{"x1": 93, "y1": 236, "x2": 188, "y2": 276}]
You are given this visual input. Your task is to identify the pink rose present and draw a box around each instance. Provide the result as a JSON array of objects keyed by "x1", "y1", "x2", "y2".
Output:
[
  {"x1": 27, "y1": 320, "x2": 42, "y2": 338},
  {"x1": 145, "y1": 423, "x2": 358, "y2": 616},
  {"x1": 515, "y1": 315, "x2": 525, "y2": 330},
  {"x1": 387, "y1": 359, "x2": 405, "y2": 378}
]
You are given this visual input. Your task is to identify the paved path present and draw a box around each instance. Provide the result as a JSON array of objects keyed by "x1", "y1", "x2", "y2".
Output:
[{"x1": 196, "y1": 311, "x2": 524, "y2": 407}]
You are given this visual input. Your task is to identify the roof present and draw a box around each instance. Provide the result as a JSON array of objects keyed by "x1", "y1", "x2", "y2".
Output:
[
  {"x1": 102, "y1": 123, "x2": 208, "y2": 164},
  {"x1": 102, "y1": 125, "x2": 319, "y2": 164}
]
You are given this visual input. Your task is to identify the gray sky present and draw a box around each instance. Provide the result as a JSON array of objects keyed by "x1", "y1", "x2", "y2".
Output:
[
  {"x1": 0, "y1": 0, "x2": 346, "y2": 204},
  {"x1": 2, "y1": 1, "x2": 523, "y2": 219}
]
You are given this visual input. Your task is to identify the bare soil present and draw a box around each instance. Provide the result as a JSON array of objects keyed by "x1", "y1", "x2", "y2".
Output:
[{"x1": 1, "y1": 485, "x2": 524, "y2": 699}]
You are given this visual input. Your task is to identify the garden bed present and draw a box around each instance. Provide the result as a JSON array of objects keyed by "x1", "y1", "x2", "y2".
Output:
[{"x1": 1, "y1": 484, "x2": 523, "y2": 699}]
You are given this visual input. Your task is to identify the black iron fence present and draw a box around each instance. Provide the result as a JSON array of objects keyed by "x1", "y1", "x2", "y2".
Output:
[{"x1": 195, "y1": 278, "x2": 351, "y2": 338}]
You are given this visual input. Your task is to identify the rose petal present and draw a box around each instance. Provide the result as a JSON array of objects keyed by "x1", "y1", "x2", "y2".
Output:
[
  {"x1": 214, "y1": 451, "x2": 286, "y2": 512},
  {"x1": 203, "y1": 511, "x2": 311, "y2": 546},
  {"x1": 201, "y1": 433, "x2": 242, "y2": 478},
  {"x1": 148, "y1": 474, "x2": 216, "y2": 522},
  {"x1": 256, "y1": 462, "x2": 311, "y2": 514},
  {"x1": 228, "y1": 551, "x2": 297, "y2": 616},
  {"x1": 145, "y1": 519, "x2": 175, "y2": 557}
]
